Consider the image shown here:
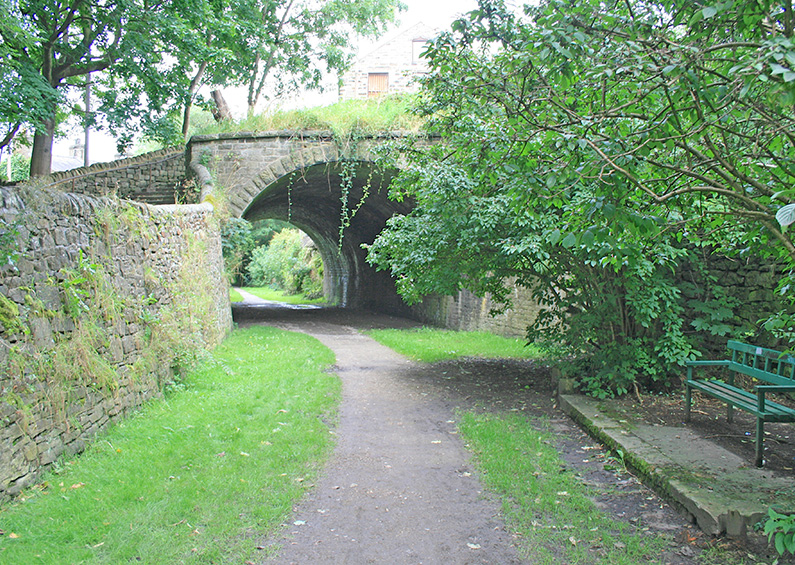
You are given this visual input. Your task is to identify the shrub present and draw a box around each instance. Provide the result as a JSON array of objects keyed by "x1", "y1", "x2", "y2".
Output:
[{"x1": 247, "y1": 228, "x2": 323, "y2": 297}]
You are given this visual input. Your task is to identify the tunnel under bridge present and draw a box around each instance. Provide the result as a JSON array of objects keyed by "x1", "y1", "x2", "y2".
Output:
[{"x1": 187, "y1": 132, "x2": 416, "y2": 314}]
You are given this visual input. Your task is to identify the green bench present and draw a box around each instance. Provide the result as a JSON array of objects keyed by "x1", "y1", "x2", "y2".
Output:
[{"x1": 685, "y1": 340, "x2": 795, "y2": 467}]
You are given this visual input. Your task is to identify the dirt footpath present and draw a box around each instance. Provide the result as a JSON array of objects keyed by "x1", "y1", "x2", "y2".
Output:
[{"x1": 234, "y1": 305, "x2": 703, "y2": 564}]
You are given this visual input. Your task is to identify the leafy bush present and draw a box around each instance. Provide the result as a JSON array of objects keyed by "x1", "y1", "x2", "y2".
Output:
[
  {"x1": 247, "y1": 228, "x2": 323, "y2": 298},
  {"x1": 367, "y1": 0, "x2": 795, "y2": 397},
  {"x1": 221, "y1": 218, "x2": 291, "y2": 286},
  {"x1": 764, "y1": 507, "x2": 795, "y2": 556},
  {"x1": 221, "y1": 218, "x2": 254, "y2": 286},
  {"x1": 0, "y1": 154, "x2": 30, "y2": 183}
]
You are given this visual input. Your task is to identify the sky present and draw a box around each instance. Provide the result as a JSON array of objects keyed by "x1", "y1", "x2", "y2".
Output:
[{"x1": 53, "y1": 0, "x2": 480, "y2": 166}]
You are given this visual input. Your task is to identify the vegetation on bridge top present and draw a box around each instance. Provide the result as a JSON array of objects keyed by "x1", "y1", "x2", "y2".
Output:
[{"x1": 186, "y1": 96, "x2": 426, "y2": 142}]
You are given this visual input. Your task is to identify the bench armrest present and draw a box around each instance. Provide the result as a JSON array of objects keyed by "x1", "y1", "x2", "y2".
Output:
[
  {"x1": 756, "y1": 385, "x2": 795, "y2": 393},
  {"x1": 756, "y1": 385, "x2": 795, "y2": 412}
]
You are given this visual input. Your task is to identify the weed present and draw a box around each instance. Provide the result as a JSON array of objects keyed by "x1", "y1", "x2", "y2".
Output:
[{"x1": 764, "y1": 507, "x2": 795, "y2": 556}]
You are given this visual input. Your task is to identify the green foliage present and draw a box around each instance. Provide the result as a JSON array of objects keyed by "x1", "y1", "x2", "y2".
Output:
[
  {"x1": 221, "y1": 218, "x2": 291, "y2": 286},
  {"x1": 247, "y1": 228, "x2": 324, "y2": 298},
  {"x1": 0, "y1": 326, "x2": 340, "y2": 563},
  {"x1": 764, "y1": 507, "x2": 795, "y2": 556},
  {"x1": 0, "y1": 154, "x2": 30, "y2": 182},
  {"x1": 0, "y1": 214, "x2": 20, "y2": 267},
  {"x1": 3, "y1": 0, "x2": 403, "y2": 170},
  {"x1": 367, "y1": 327, "x2": 544, "y2": 363},
  {"x1": 367, "y1": 0, "x2": 795, "y2": 396},
  {"x1": 221, "y1": 217, "x2": 254, "y2": 287}
]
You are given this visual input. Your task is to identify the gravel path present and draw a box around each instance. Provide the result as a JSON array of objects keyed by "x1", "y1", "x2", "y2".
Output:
[{"x1": 260, "y1": 319, "x2": 523, "y2": 564}]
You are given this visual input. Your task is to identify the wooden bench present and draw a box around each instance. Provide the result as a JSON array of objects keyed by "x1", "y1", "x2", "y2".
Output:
[{"x1": 685, "y1": 340, "x2": 795, "y2": 467}]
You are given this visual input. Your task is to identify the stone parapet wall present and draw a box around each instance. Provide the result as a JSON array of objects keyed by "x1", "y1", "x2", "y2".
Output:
[
  {"x1": 0, "y1": 185, "x2": 231, "y2": 500},
  {"x1": 42, "y1": 147, "x2": 186, "y2": 205}
]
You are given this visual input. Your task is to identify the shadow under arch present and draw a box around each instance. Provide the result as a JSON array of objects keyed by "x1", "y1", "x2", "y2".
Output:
[{"x1": 242, "y1": 160, "x2": 412, "y2": 314}]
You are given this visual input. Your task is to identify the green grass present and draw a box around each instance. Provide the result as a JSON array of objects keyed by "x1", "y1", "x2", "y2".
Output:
[
  {"x1": 192, "y1": 96, "x2": 425, "y2": 139},
  {"x1": 229, "y1": 288, "x2": 244, "y2": 302},
  {"x1": 366, "y1": 327, "x2": 544, "y2": 363},
  {"x1": 458, "y1": 412, "x2": 671, "y2": 564},
  {"x1": 239, "y1": 286, "x2": 326, "y2": 305},
  {"x1": 0, "y1": 326, "x2": 340, "y2": 564}
]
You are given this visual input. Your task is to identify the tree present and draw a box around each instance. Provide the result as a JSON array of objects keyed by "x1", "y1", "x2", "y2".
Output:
[
  {"x1": 0, "y1": 3, "x2": 59, "y2": 152},
  {"x1": 2, "y1": 0, "x2": 405, "y2": 173},
  {"x1": 240, "y1": 0, "x2": 405, "y2": 114},
  {"x1": 368, "y1": 0, "x2": 795, "y2": 395},
  {"x1": 0, "y1": 0, "x2": 182, "y2": 175}
]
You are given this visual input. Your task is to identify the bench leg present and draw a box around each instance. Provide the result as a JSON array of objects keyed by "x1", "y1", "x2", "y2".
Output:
[
  {"x1": 755, "y1": 419, "x2": 764, "y2": 468},
  {"x1": 685, "y1": 384, "x2": 691, "y2": 422}
]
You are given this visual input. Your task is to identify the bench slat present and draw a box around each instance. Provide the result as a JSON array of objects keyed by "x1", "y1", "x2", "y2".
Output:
[{"x1": 687, "y1": 379, "x2": 795, "y2": 421}]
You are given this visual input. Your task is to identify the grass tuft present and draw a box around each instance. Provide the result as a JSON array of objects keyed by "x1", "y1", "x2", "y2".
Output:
[{"x1": 0, "y1": 326, "x2": 339, "y2": 564}]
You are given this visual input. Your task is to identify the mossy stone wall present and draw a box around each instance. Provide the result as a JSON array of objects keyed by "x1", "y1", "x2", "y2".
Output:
[{"x1": 0, "y1": 185, "x2": 231, "y2": 500}]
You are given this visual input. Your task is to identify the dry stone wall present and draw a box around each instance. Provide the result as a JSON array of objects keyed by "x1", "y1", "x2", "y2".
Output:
[
  {"x1": 43, "y1": 147, "x2": 186, "y2": 205},
  {"x1": 414, "y1": 287, "x2": 541, "y2": 339},
  {"x1": 0, "y1": 185, "x2": 231, "y2": 500}
]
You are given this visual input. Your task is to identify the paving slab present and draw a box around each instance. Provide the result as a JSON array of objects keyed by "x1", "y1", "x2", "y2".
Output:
[{"x1": 560, "y1": 394, "x2": 795, "y2": 537}]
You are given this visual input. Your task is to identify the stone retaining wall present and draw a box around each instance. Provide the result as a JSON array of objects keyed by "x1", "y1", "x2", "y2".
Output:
[
  {"x1": 0, "y1": 185, "x2": 231, "y2": 500},
  {"x1": 414, "y1": 286, "x2": 541, "y2": 339},
  {"x1": 43, "y1": 147, "x2": 186, "y2": 205}
]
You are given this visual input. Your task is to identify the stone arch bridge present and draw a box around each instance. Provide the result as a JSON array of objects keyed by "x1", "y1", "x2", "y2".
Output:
[{"x1": 186, "y1": 131, "x2": 420, "y2": 313}]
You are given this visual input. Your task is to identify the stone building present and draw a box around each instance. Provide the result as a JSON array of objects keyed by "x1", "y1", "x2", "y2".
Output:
[{"x1": 339, "y1": 22, "x2": 436, "y2": 100}]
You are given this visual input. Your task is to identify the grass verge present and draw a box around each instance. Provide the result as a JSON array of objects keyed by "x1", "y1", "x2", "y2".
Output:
[
  {"x1": 0, "y1": 326, "x2": 339, "y2": 564},
  {"x1": 229, "y1": 288, "x2": 244, "y2": 302},
  {"x1": 458, "y1": 412, "x2": 671, "y2": 564},
  {"x1": 367, "y1": 327, "x2": 544, "y2": 363},
  {"x1": 239, "y1": 286, "x2": 325, "y2": 306}
]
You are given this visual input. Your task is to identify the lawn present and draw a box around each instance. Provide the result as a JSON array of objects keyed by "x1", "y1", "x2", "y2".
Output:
[
  {"x1": 0, "y1": 326, "x2": 340, "y2": 564},
  {"x1": 367, "y1": 326, "x2": 544, "y2": 363},
  {"x1": 235, "y1": 286, "x2": 326, "y2": 306}
]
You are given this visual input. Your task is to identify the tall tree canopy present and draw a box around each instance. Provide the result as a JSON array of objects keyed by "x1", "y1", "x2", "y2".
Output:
[
  {"x1": 1, "y1": 0, "x2": 404, "y2": 176},
  {"x1": 368, "y1": 0, "x2": 795, "y2": 396}
]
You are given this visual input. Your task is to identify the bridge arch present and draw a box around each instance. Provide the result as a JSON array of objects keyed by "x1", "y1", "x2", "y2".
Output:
[{"x1": 187, "y1": 132, "x2": 414, "y2": 313}]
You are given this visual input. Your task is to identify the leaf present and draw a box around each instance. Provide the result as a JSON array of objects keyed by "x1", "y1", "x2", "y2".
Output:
[
  {"x1": 561, "y1": 233, "x2": 577, "y2": 248},
  {"x1": 702, "y1": 6, "x2": 718, "y2": 18},
  {"x1": 776, "y1": 204, "x2": 795, "y2": 228}
]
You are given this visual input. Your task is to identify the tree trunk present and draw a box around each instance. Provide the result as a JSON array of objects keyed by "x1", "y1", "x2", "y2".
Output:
[
  {"x1": 182, "y1": 61, "x2": 209, "y2": 139},
  {"x1": 211, "y1": 90, "x2": 233, "y2": 122},
  {"x1": 30, "y1": 117, "x2": 56, "y2": 177}
]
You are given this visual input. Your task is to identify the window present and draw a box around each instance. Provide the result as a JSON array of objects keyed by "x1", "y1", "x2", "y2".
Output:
[{"x1": 367, "y1": 73, "x2": 389, "y2": 97}]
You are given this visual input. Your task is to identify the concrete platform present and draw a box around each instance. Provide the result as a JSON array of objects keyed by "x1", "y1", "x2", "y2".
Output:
[{"x1": 560, "y1": 394, "x2": 795, "y2": 537}]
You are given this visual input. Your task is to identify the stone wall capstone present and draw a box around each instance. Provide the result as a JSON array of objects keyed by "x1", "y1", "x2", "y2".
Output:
[{"x1": 0, "y1": 185, "x2": 231, "y2": 501}]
